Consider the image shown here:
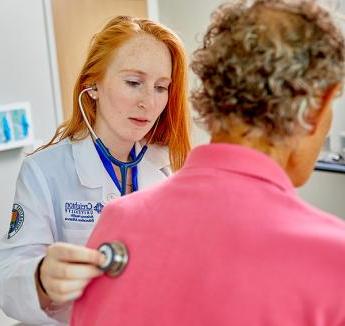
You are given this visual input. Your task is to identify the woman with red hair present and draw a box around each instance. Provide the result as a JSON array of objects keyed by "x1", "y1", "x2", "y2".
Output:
[{"x1": 0, "y1": 16, "x2": 191, "y2": 325}]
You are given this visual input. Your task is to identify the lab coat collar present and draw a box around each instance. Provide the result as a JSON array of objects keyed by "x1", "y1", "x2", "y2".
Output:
[
  {"x1": 136, "y1": 141, "x2": 170, "y2": 189},
  {"x1": 71, "y1": 136, "x2": 170, "y2": 194},
  {"x1": 71, "y1": 136, "x2": 109, "y2": 189},
  {"x1": 184, "y1": 143, "x2": 295, "y2": 193},
  {"x1": 136, "y1": 141, "x2": 170, "y2": 170}
]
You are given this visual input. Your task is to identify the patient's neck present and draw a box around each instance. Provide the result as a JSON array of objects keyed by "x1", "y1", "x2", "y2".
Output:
[{"x1": 211, "y1": 127, "x2": 291, "y2": 171}]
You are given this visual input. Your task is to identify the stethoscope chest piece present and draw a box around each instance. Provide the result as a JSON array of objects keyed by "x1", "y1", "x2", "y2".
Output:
[{"x1": 98, "y1": 242, "x2": 129, "y2": 277}]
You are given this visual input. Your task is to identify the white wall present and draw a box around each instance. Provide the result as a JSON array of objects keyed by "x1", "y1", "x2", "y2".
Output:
[
  {"x1": 0, "y1": 2, "x2": 59, "y2": 324},
  {"x1": 0, "y1": 0, "x2": 58, "y2": 236},
  {"x1": 158, "y1": 0, "x2": 345, "y2": 218}
]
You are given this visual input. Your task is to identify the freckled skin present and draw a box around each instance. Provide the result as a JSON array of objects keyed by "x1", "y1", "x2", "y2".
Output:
[{"x1": 94, "y1": 35, "x2": 172, "y2": 154}]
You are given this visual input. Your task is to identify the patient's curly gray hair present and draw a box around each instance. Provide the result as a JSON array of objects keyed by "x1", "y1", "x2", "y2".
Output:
[{"x1": 191, "y1": 0, "x2": 345, "y2": 140}]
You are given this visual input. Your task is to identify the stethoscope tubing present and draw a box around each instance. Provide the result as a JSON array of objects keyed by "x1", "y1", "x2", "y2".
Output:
[{"x1": 78, "y1": 87, "x2": 158, "y2": 195}]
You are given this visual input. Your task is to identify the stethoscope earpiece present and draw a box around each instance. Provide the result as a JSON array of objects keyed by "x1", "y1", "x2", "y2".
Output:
[
  {"x1": 87, "y1": 85, "x2": 98, "y2": 100},
  {"x1": 98, "y1": 242, "x2": 129, "y2": 277}
]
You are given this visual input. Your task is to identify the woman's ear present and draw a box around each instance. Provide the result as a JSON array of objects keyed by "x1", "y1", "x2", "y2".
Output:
[
  {"x1": 307, "y1": 83, "x2": 340, "y2": 135},
  {"x1": 286, "y1": 83, "x2": 340, "y2": 187},
  {"x1": 87, "y1": 85, "x2": 99, "y2": 100}
]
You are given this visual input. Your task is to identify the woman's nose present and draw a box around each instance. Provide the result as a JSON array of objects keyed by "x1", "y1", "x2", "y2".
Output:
[{"x1": 139, "y1": 87, "x2": 155, "y2": 109}]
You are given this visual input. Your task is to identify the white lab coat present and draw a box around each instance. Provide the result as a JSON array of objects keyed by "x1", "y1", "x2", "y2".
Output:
[{"x1": 0, "y1": 136, "x2": 171, "y2": 325}]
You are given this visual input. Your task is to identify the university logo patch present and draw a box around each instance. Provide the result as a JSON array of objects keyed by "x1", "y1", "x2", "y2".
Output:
[
  {"x1": 64, "y1": 201, "x2": 104, "y2": 223},
  {"x1": 8, "y1": 203, "x2": 24, "y2": 239}
]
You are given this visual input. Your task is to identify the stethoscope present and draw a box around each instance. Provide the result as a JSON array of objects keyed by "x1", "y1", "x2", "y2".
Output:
[
  {"x1": 98, "y1": 242, "x2": 129, "y2": 277},
  {"x1": 79, "y1": 85, "x2": 161, "y2": 276},
  {"x1": 78, "y1": 86, "x2": 159, "y2": 196}
]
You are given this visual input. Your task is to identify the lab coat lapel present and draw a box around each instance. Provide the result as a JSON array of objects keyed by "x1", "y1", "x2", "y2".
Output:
[
  {"x1": 72, "y1": 138, "x2": 169, "y2": 203},
  {"x1": 71, "y1": 136, "x2": 121, "y2": 201},
  {"x1": 136, "y1": 142, "x2": 170, "y2": 190}
]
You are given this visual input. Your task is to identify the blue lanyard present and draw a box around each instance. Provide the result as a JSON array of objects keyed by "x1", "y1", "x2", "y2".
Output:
[{"x1": 95, "y1": 143, "x2": 138, "y2": 196}]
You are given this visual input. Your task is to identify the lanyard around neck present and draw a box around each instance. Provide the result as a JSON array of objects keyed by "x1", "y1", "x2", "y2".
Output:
[{"x1": 95, "y1": 143, "x2": 138, "y2": 196}]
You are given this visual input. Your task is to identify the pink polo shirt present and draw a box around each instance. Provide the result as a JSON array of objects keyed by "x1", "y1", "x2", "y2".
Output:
[{"x1": 72, "y1": 144, "x2": 345, "y2": 326}]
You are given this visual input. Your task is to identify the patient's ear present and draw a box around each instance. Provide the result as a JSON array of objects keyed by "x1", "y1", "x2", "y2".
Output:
[
  {"x1": 307, "y1": 83, "x2": 340, "y2": 135},
  {"x1": 285, "y1": 83, "x2": 340, "y2": 187}
]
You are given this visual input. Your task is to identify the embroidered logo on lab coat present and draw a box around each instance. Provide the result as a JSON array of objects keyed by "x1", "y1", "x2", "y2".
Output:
[
  {"x1": 8, "y1": 203, "x2": 24, "y2": 239},
  {"x1": 64, "y1": 201, "x2": 104, "y2": 223},
  {"x1": 94, "y1": 202, "x2": 104, "y2": 214}
]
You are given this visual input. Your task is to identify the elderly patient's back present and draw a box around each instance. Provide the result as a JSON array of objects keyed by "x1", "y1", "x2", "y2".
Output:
[{"x1": 71, "y1": 144, "x2": 345, "y2": 326}]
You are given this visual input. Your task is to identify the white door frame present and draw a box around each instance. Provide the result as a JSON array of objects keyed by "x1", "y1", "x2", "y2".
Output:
[
  {"x1": 147, "y1": 0, "x2": 159, "y2": 21},
  {"x1": 42, "y1": 0, "x2": 64, "y2": 126}
]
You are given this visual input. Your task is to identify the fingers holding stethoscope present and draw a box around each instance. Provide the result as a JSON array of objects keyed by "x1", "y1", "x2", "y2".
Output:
[
  {"x1": 38, "y1": 242, "x2": 106, "y2": 304},
  {"x1": 46, "y1": 242, "x2": 106, "y2": 266},
  {"x1": 47, "y1": 261, "x2": 102, "y2": 279},
  {"x1": 37, "y1": 241, "x2": 129, "y2": 304}
]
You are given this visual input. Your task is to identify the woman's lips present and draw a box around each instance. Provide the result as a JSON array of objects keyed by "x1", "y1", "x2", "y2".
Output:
[{"x1": 128, "y1": 117, "x2": 150, "y2": 127}]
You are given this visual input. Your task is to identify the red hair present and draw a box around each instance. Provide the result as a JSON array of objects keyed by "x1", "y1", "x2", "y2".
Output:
[{"x1": 38, "y1": 16, "x2": 191, "y2": 171}]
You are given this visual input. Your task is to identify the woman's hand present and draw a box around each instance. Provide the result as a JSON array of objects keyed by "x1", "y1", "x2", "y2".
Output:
[{"x1": 36, "y1": 242, "x2": 105, "y2": 306}]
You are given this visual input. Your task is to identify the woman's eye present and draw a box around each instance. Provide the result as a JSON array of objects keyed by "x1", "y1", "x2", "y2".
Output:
[
  {"x1": 125, "y1": 80, "x2": 141, "y2": 87},
  {"x1": 155, "y1": 85, "x2": 169, "y2": 92}
]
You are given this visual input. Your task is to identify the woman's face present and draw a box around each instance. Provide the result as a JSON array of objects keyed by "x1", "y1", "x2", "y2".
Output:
[{"x1": 93, "y1": 34, "x2": 172, "y2": 146}]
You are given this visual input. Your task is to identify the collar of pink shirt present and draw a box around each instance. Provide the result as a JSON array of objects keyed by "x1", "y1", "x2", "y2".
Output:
[{"x1": 183, "y1": 143, "x2": 295, "y2": 193}]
